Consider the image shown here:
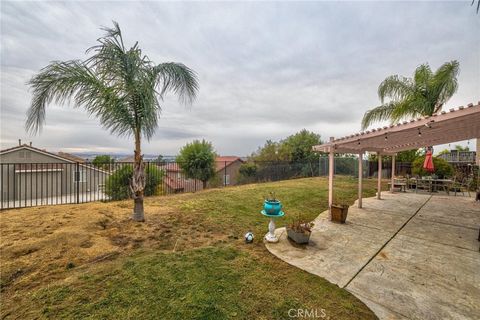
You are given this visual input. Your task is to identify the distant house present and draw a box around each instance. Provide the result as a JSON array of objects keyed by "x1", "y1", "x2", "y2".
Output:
[
  {"x1": 212, "y1": 156, "x2": 245, "y2": 186},
  {"x1": 158, "y1": 163, "x2": 203, "y2": 193},
  {"x1": 437, "y1": 150, "x2": 477, "y2": 164},
  {"x1": 0, "y1": 143, "x2": 109, "y2": 205},
  {"x1": 157, "y1": 156, "x2": 245, "y2": 193}
]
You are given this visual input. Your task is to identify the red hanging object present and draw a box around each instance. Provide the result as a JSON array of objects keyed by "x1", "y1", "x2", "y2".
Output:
[{"x1": 423, "y1": 150, "x2": 435, "y2": 173}]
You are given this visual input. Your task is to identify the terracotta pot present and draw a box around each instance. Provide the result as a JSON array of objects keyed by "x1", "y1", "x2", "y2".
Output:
[{"x1": 331, "y1": 204, "x2": 349, "y2": 223}]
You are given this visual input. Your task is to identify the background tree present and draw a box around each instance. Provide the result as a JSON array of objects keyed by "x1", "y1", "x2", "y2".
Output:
[
  {"x1": 155, "y1": 154, "x2": 166, "y2": 165},
  {"x1": 412, "y1": 156, "x2": 453, "y2": 179},
  {"x1": 176, "y1": 140, "x2": 216, "y2": 189},
  {"x1": 251, "y1": 129, "x2": 322, "y2": 163},
  {"x1": 454, "y1": 145, "x2": 470, "y2": 152},
  {"x1": 26, "y1": 22, "x2": 199, "y2": 222},
  {"x1": 279, "y1": 129, "x2": 322, "y2": 163},
  {"x1": 92, "y1": 155, "x2": 114, "y2": 170},
  {"x1": 361, "y1": 61, "x2": 459, "y2": 130},
  {"x1": 105, "y1": 165, "x2": 164, "y2": 200},
  {"x1": 251, "y1": 140, "x2": 282, "y2": 162},
  {"x1": 368, "y1": 149, "x2": 421, "y2": 163}
]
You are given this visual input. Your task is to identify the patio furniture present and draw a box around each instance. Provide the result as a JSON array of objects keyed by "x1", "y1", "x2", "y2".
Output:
[
  {"x1": 406, "y1": 176, "x2": 417, "y2": 190},
  {"x1": 388, "y1": 178, "x2": 407, "y2": 192},
  {"x1": 414, "y1": 178, "x2": 452, "y2": 194},
  {"x1": 451, "y1": 177, "x2": 472, "y2": 197}
]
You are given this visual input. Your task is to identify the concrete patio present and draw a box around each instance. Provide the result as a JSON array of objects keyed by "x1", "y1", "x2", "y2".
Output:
[{"x1": 266, "y1": 193, "x2": 480, "y2": 319}]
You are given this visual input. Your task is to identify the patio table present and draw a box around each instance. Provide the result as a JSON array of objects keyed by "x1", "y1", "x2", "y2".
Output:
[{"x1": 412, "y1": 178, "x2": 453, "y2": 194}]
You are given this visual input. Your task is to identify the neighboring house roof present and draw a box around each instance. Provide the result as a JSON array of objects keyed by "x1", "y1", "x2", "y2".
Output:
[
  {"x1": 215, "y1": 156, "x2": 244, "y2": 172},
  {"x1": 0, "y1": 144, "x2": 78, "y2": 163},
  {"x1": 58, "y1": 152, "x2": 86, "y2": 163},
  {"x1": 0, "y1": 144, "x2": 108, "y2": 174}
]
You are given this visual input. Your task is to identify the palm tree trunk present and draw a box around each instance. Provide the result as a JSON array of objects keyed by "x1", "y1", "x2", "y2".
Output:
[{"x1": 131, "y1": 131, "x2": 145, "y2": 222}]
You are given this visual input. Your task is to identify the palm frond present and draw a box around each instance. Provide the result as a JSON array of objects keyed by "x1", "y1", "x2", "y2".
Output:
[
  {"x1": 413, "y1": 63, "x2": 433, "y2": 94},
  {"x1": 377, "y1": 75, "x2": 414, "y2": 103},
  {"x1": 27, "y1": 22, "x2": 199, "y2": 143},
  {"x1": 153, "y1": 62, "x2": 199, "y2": 105},
  {"x1": 361, "y1": 102, "x2": 397, "y2": 130},
  {"x1": 26, "y1": 60, "x2": 133, "y2": 136},
  {"x1": 472, "y1": 0, "x2": 480, "y2": 13},
  {"x1": 431, "y1": 60, "x2": 459, "y2": 109},
  {"x1": 390, "y1": 97, "x2": 426, "y2": 123}
]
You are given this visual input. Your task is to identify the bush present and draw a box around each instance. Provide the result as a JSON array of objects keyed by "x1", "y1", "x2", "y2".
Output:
[
  {"x1": 237, "y1": 162, "x2": 258, "y2": 184},
  {"x1": 412, "y1": 156, "x2": 453, "y2": 178},
  {"x1": 105, "y1": 164, "x2": 164, "y2": 200}
]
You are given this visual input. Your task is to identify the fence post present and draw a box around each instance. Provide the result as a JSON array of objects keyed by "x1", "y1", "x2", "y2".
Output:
[
  {"x1": 224, "y1": 161, "x2": 227, "y2": 187},
  {"x1": 13, "y1": 163, "x2": 17, "y2": 208},
  {"x1": 76, "y1": 162, "x2": 80, "y2": 204}
]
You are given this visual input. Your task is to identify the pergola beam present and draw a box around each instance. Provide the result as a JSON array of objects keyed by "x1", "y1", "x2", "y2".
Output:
[
  {"x1": 314, "y1": 103, "x2": 480, "y2": 155},
  {"x1": 312, "y1": 102, "x2": 480, "y2": 212}
]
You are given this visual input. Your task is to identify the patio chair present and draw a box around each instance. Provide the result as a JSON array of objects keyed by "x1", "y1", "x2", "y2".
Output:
[
  {"x1": 388, "y1": 178, "x2": 407, "y2": 192},
  {"x1": 451, "y1": 177, "x2": 471, "y2": 197},
  {"x1": 406, "y1": 176, "x2": 417, "y2": 191},
  {"x1": 415, "y1": 178, "x2": 431, "y2": 193}
]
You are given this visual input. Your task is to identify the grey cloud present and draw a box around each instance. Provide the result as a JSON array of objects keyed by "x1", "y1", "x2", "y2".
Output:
[{"x1": 1, "y1": 1, "x2": 478, "y2": 156}]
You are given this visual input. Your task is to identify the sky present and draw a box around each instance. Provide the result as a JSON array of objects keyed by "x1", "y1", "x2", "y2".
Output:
[{"x1": 1, "y1": 1, "x2": 479, "y2": 156}]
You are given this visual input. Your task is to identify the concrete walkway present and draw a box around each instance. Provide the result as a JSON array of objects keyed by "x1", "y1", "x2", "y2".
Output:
[{"x1": 266, "y1": 193, "x2": 480, "y2": 319}]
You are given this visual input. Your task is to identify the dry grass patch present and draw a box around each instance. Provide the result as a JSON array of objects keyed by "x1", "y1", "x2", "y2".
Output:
[{"x1": 1, "y1": 177, "x2": 383, "y2": 319}]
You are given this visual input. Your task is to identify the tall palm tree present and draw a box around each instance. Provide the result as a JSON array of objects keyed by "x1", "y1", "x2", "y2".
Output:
[
  {"x1": 361, "y1": 61, "x2": 459, "y2": 130},
  {"x1": 26, "y1": 22, "x2": 199, "y2": 221}
]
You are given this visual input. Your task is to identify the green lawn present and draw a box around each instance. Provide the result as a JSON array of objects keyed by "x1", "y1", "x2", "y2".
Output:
[{"x1": 1, "y1": 177, "x2": 382, "y2": 319}]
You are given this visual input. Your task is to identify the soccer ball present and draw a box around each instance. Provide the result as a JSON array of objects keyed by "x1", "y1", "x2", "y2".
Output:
[{"x1": 244, "y1": 231, "x2": 254, "y2": 243}]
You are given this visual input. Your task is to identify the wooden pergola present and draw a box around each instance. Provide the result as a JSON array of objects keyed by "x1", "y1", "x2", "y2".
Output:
[{"x1": 313, "y1": 102, "x2": 480, "y2": 212}]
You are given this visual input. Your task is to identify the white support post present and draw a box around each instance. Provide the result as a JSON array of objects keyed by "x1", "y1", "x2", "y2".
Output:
[
  {"x1": 328, "y1": 137, "x2": 335, "y2": 219},
  {"x1": 390, "y1": 154, "x2": 396, "y2": 193},
  {"x1": 358, "y1": 153, "x2": 363, "y2": 208},
  {"x1": 377, "y1": 153, "x2": 382, "y2": 200}
]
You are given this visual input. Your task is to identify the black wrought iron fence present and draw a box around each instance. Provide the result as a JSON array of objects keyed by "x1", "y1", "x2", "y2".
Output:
[
  {"x1": 0, "y1": 157, "x2": 384, "y2": 210},
  {"x1": 0, "y1": 160, "x2": 238, "y2": 209}
]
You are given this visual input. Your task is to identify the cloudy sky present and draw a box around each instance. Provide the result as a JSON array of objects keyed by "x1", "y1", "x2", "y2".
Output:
[{"x1": 1, "y1": 1, "x2": 479, "y2": 156}]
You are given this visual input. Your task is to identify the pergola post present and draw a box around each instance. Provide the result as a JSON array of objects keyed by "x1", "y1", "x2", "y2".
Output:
[
  {"x1": 390, "y1": 154, "x2": 396, "y2": 193},
  {"x1": 377, "y1": 153, "x2": 382, "y2": 200},
  {"x1": 358, "y1": 153, "x2": 363, "y2": 208},
  {"x1": 328, "y1": 137, "x2": 334, "y2": 218}
]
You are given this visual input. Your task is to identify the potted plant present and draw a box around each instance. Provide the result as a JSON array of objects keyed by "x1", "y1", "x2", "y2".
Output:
[
  {"x1": 330, "y1": 204, "x2": 349, "y2": 223},
  {"x1": 287, "y1": 215, "x2": 314, "y2": 244},
  {"x1": 263, "y1": 192, "x2": 282, "y2": 216}
]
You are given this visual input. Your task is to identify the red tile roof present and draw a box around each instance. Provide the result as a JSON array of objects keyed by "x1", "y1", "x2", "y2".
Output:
[{"x1": 215, "y1": 156, "x2": 244, "y2": 172}]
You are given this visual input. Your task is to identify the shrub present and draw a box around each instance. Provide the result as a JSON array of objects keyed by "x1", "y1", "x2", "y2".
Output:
[
  {"x1": 239, "y1": 163, "x2": 257, "y2": 179},
  {"x1": 412, "y1": 156, "x2": 453, "y2": 178},
  {"x1": 105, "y1": 164, "x2": 164, "y2": 200}
]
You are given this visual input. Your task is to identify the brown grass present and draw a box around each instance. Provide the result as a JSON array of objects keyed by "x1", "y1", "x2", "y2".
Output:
[{"x1": 0, "y1": 177, "x2": 382, "y2": 319}]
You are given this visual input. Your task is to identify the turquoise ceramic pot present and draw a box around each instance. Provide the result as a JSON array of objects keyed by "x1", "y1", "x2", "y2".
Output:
[{"x1": 263, "y1": 200, "x2": 282, "y2": 215}]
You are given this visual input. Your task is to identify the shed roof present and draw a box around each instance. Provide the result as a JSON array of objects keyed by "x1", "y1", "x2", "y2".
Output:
[{"x1": 313, "y1": 102, "x2": 480, "y2": 155}]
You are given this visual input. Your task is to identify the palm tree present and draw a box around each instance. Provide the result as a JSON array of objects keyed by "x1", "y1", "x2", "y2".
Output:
[
  {"x1": 361, "y1": 61, "x2": 459, "y2": 130},
  {"x1": 473, "y1": 0, "x2": 480, "y2": 13},
  {"x1": 26, "y1": 22, "x2": 199, "y2": 221}
]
